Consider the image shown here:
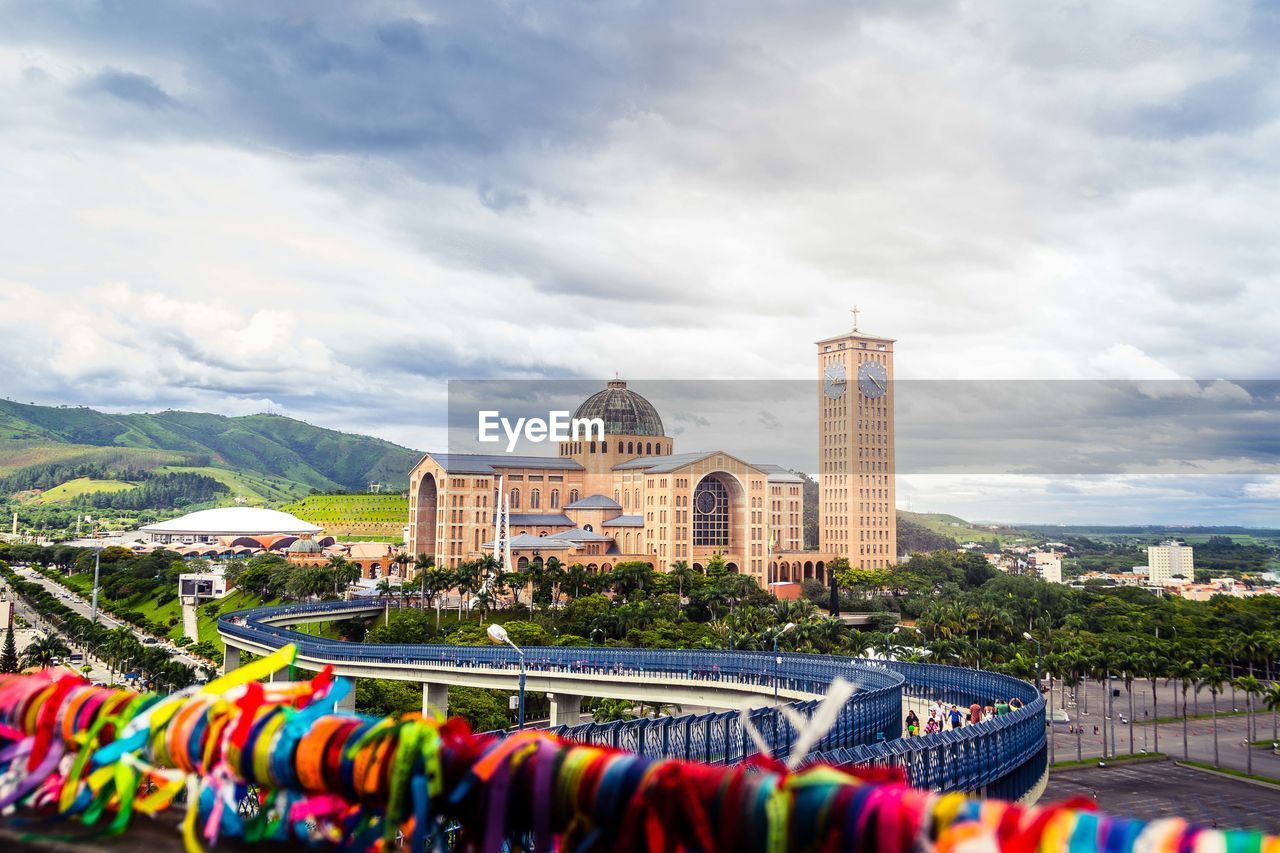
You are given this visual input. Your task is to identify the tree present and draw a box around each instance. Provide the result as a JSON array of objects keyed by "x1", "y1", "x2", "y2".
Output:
[
  {"x1": 21, "y1": 633, "x2": 69, "y2": 670},
  {"x1": 1233, "y1": 674, "x2": 1262, "y2": 775},
  {"x1": 1196, "y1": 666, "x2": 1227, "y2": 768},
  {"x1": 0, "y1": 625, "x2": 18, "y2": 673},
  {"x1": 669, "y1": 560, "x2": 694, "y2": 600},
  {"x1": 1263, "y1": 682, "x2": 1280, "y2": 744}
]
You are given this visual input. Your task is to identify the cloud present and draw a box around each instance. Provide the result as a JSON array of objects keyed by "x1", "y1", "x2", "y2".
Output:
[
  {"x1": 0, "y1": 1, "x2": 1278, "y2": 522},
  {"x1": 77, "y1": 68, "x2": 179, "y2": 109}
]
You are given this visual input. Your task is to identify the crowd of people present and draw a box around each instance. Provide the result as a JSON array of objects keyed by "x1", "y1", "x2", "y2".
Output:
[{"x1": 904, "y1": 696, "x2": 1024, "y2": 736}]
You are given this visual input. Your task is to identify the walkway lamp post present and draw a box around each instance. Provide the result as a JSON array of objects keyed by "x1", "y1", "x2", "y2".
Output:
[
  {"x1": 1024, "y1": 631, "x2": 1052, "y2": 764},
  {"x1": 772, "y1": 622, "x2": 796, "y2": 705},
  {"x1": 487, "y1": 623, "x2": 526, "y2": 730}
]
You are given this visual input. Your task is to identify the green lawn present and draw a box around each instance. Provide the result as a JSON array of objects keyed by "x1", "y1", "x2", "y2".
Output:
[
  {"x1": 28, "y1": 477, "x2": 137, "y2": 504},
  {"x1": 1051, "y1": 752, "x2": 1166, "y2": 769},
  {"x1": 1179, "y1": 760, "x2": 1280, "y2": 787}
]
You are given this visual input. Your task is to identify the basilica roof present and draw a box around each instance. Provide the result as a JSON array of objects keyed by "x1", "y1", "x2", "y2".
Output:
[
  {"x1": 572, "y1": 379, "x2": 665, "y2": 437},
  {"x1": 602, "y1": 514, "x2": 644, "y2": 527},
  {"x1": 563, "y1": 494, "x2": 621, "y2": 510},
  {"x1": 509, "y1": 513, "x2": 573, "y2": 526},
  {"x1": 425, "y1": 453, "x2": 583, "y2": 474}
]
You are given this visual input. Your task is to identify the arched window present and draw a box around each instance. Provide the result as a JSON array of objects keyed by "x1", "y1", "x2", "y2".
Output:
[
  {"x1": 584, "y1": 524, "x2": 593, "y2": 532},
  {"x1": 550, "y1": 489, "x2": 559, "y2": 509},
  {"x1": 614, "y1": 489, "x2": 620, "y2": 504},
  {"x1": 531, "y1": 489, "x2": 540, "y2": 509},
  {"x1": 517, "y1": 556, "x2": 529, "y2": 569},
  {"x1": 645, "y1": 442, "x2": 652, "y2": 454},
  {"x1": 628, "y1": 442, "x2": 634, "y2": 454},
  {"x1": 510, "y1": 489, "x2": 520, "y2": 509},
  {"x1": 617, "y1": 441, "x2": 624, "y2": 453},
  {"x1": 569, "y1": 489, "x2": 579, "y2": 503},
  {"x1": 624, "y1": 490, "x2": 630, "y2": 508},
  {"x1": 602, "y1": 441, "x2": 608, "y2": 454},
  {"x1": 590, "y1": 441, "x2": 596, "y2": 453}
]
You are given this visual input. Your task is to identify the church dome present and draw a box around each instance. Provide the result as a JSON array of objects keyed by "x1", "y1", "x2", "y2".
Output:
[{"x1": 573, "y1": 380, "x2": 665, "y2": 437}]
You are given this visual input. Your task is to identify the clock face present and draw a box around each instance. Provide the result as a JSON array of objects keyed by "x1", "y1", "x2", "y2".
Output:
[
  {"x1": 857, "y1": 361, "x2": 888, "y2": 398},
  {"x1": 823, "y1": 362, "x2": 847, "y2": 399},
  {"x1": 695, "y1": 489, "x2": 718, "y2": 514}
]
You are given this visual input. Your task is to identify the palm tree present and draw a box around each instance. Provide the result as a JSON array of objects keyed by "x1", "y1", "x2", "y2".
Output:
[
  {"x1": 1138, "y1": 648, "x2": 1166, "y2": 755},
  {"x1": 1168, "y1": 657, "x2": 1197, "y2": 760},
  {"x1": 392, "y1": 551, "x2": 411, "y2": 582},
  {"x1": 375, "y1": 578, "x2": 397, "y2": 601},
  {"x1": 326, "y1": 555, "x2": 361, "y2": 597},
  {"x1": 19, "y1": 633, "x2": 69, "y2": 669},
  {"x1": 1263, "y1": 682, "x2": 1280, "y2": 744},
  {"x1": 669, "y1": 560, "x2": 694, "y2": 600},
  {"x1": 1118, "y1": 649, "x2": 1140, "y2": 755},
  {"x1": 1196, "y1": 666, "x2": 1227, "y2": 768},
  {"x1": 1233, "y1": 674, "x2": 1262, "y2": 775}
]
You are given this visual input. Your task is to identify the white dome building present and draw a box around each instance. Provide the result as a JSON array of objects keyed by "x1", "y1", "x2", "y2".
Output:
[{"x1": 139, "y1": 507, "x2": 322, "y2": 546}]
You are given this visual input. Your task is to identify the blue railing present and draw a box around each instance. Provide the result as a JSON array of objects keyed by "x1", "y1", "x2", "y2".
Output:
[{"x1": 219, "y1": 601, "x2": 1046, "y2": 796}]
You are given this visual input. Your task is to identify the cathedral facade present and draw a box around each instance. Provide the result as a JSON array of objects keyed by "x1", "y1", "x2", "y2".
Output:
[{"x1": 406, "y1": 323, "x2": 896, "y2": 587}]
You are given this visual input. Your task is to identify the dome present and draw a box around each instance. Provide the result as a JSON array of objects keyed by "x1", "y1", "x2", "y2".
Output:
[
  {"x1": 287, "y1": 536, "x2": 324, "y2": 554},
  {"x1": 139, "y1": 507, "x2": 322, "y2": 535},
  {"x1": 572, "y1": 380, "x2": 665, "y2": 437}
]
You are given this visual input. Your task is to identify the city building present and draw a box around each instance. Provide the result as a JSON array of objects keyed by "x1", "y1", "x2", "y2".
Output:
[
  {"x1": 407, "y1": 320, "x2": 896, "y2": 586},
  {"x1": 1030, "y1": 551, "x2": 1063, "y2": 584},
  {"x1": 1147, "y1": 541, "x2": 1194, "y2": 586}
]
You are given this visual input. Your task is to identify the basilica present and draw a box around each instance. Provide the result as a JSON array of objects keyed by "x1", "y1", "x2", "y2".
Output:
[{"x1": 407, "y1": 323, "x2": 897, "y2": 589}]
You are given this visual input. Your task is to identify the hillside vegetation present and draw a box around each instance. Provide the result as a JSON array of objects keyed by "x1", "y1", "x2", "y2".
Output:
[
  {"x1": 282, "y1": 493, "x2": 409, "y2": 539},
  {"x1": 0, "y1": 399, "x2": 420, "y2": 492}
]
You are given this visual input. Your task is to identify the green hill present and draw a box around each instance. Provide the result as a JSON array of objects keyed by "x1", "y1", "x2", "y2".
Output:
[{"x1": 0, "y1": 399, "x2": 421, "y2": 494}]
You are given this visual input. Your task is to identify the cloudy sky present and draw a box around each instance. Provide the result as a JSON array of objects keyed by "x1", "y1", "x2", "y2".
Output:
[{"x1": 0, "y1": 2, "x2": 1277, "y2": 524}]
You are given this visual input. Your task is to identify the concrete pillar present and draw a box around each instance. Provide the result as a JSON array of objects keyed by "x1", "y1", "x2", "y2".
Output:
[
  {"x1": 422, "y1": 682, "x2": 449, "y2": 717},
  {"x1": 222, "y1": 645, "x2": 240, "y2": 675},
  {"x1": 335, "y1": 679, "x2": 357, "y2": 715},
  {"x1": 548, "y1": 692, "x2": 583, "y2": 728},
  {"x1": 181, "y1": 601, "x2": 199, "y2": 642}
]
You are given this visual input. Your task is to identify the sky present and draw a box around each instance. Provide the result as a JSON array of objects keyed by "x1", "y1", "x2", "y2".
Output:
[{"x1": 0, "y1": 1, "x2": 1277, "y2": 524}]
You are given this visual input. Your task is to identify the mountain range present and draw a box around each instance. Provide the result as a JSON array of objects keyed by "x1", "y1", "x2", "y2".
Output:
[{"x1": 0, "y1": 399, "x2": 421, "y2": 499}]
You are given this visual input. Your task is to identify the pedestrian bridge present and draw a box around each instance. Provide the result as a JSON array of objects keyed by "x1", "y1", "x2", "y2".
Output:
[{"x1": 218, "y1": 600, "x2": 1047, "y2": 799}]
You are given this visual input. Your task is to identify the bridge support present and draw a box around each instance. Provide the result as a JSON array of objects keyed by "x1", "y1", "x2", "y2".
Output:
[
  {"x1": 548, "y1": 692, "x2": 583, "y2": 727},
  {"x1": 422, "y1": 683, "x2": 449, "y2": 717},
  {"x1": 335, "y1": 680, "x2": 357, "y2": 714},
  {"x1": 222, "y1": 646, "x2": 240, "y2": 675}
]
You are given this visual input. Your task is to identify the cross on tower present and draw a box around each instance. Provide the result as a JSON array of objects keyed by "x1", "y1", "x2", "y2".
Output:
[{"x1": 850, "y1": 305, "x2": 860, "y2": 331}]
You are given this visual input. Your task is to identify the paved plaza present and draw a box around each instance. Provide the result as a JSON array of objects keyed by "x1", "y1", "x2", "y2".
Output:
[{"x1": 1043, "y1": 761, "x2": 1280, "y2": 834}]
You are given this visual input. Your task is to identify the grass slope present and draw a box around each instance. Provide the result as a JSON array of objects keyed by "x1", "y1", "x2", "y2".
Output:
[
  {"x1": 27, "y1": 477, "x2": 137, "y2": 504},
  {"x1": 156, "y1": 466, "x2": 311, "y2": 504},
  {"x1": 282, "y1": 494, "x2": 409, "y2": 539}
]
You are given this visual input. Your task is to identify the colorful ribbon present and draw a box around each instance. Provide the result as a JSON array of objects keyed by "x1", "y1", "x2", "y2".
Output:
[{"x1": 0, "y1": 655, "x2": 1276, "y2": 853}]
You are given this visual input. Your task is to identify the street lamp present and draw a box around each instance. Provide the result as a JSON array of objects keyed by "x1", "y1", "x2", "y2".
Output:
[
  {"x1": 772, "y1": 622, "x2": 796, "y2": 705},
  {"x1": 487, "y1": 623, "x2": 526, "y2": 731},
  {"x1": 87, "y1": 515, "x2": 102, "y2": 625},
  {"x1": 1022, "y1": 631, "x2": 1041, "y2": 682}
]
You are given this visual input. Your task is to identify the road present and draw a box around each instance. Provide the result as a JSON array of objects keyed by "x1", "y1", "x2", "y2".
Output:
[{"x1": 12, "y1": 565, "x2": 210, "y2": 672}]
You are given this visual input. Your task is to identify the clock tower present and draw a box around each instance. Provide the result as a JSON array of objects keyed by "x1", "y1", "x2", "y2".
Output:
[{"x1": 817, "y1": 314, "x2": 896, "y2": 569}]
